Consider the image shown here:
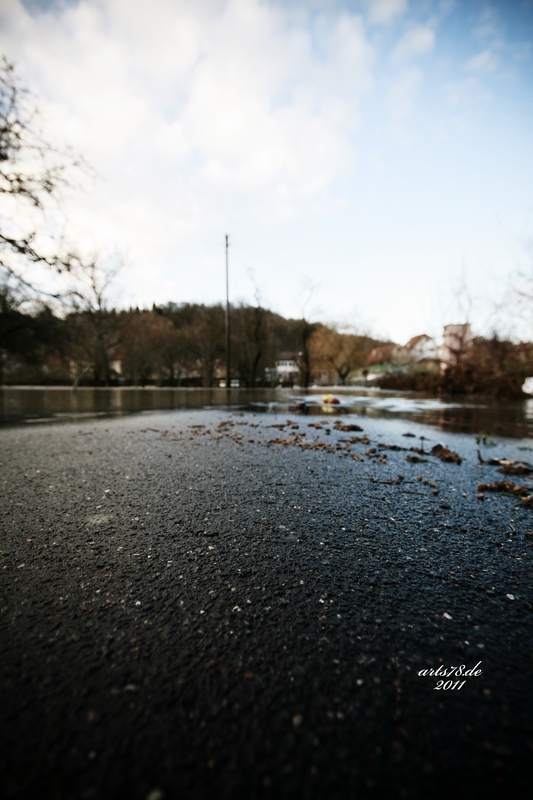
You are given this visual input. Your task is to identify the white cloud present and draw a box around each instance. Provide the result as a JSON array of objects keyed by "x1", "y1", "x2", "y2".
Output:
[
  {"x1": 444, "y1": 76, "x2": 490, "y2": 107},
  {"x1": 387, "y1": 66, "x2": 421, "y2": 125},
  {"x1": 365, "y1": 0, "x2": 407, "y2": 26},
  {"x1": 466, "y1": 47, "x2": 499, "y2": 73},
  {"x1": 473, "y1": 6, "x2": 500, "y2": 40},
  {"x1": 0, "y1": 0, "x2": 374, "y2": 304},
  {"x1": 392, "y1": 25, "x2": 435, "y2": 62}
]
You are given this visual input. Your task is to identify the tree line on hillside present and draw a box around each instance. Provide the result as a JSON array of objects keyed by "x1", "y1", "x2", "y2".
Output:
[{"x1": 0, "y1": 293, "x2": 383, "y2": 387}]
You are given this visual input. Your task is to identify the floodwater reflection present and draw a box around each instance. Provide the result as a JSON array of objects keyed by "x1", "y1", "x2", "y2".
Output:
[{"x1": 1, "y1": 386, "x2": 532, "y2": 440}]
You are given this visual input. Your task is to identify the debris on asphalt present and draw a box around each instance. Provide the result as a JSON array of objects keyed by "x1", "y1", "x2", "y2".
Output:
[
  {"x1": 477, "y1": 480, "x2": 529, "y2": 497},
  {"x1": 430, "y1": 444, "x2": 462, "y2": 464},
  {"x1": 2, "y1": 408, "x2": 533, "y2": 800},
  {"x1": 483, "y1": 458, "x2": 533, "y2": 474},
  {"x1": 497, "y1": 461, "x2": 533, "y2": 475}
]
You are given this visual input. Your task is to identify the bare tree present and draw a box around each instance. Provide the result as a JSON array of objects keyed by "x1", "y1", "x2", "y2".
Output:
[
  {"x1": 296, "y1": 280, "x2": 318, "y2": 388},
  {"x1": 0, "y1": 56, "x2": 87, "y2": 304},
  {"x1": 506, "y1": 238, "x2": 533, "y2": 340},
  {"x1": 66, "y1": 258, "x2": 121, "y2": 386},
  {"x1": 120, "y1": 310, "x2": 178, "y2": 386},
  {"x1": 309, "y1": 324, "x2": 376, "y2": 384},
  {"x1": 182, "y1": 305, "x2": 225, "y2": 387},
  {"x1": 234, "y1": 277, "x2": 271, "y2": 387}
]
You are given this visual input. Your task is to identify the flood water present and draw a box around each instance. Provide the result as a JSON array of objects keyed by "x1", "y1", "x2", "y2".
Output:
[{"x1": 2, "y1": 386, "x2": 533, "y2": 440}]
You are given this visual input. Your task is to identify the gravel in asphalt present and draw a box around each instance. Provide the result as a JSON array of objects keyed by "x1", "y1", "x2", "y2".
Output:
[{"x1": 1, "y1": 409, "x2": 533, "y2": 800}]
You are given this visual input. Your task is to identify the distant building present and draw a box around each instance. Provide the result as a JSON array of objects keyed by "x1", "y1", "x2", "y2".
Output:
[
  {"x1": 109, "y1": 359, "x2": 122, "y2": 376},
  {"x1": 367, "y1": 335, "x2": 440, "y2": 372},
  {"x1": 404, "y1": 334, "x2": 440, "y2": 372},
  {"x1": 439, "y1": 324, "x2": 473, "y2": 371},
  {"x1": 367, "y1": 327, "x2": 475, "y2": 375},
  {"x1": 366, "y1": 342, "x2": 398, "y2": 367},
  {"x1": 275, "y1": 353, "x2": 299, "y2": 385},
  {"x1": 391, "y1": 344, "x2": 409, "y2": 365}
]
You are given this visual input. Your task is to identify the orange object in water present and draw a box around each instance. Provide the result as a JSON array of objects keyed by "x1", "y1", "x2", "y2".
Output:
[{"x1": 322, "y1": 394, "x2": 340, "y2": 405}]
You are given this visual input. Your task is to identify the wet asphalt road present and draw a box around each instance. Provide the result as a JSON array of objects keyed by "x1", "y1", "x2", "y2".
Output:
[{"x1": 1, "y1": 409, "x2": 533, "y2": 800}]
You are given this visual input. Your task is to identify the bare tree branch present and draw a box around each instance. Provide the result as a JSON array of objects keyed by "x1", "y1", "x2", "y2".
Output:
[{"x1": 0, "y1": 56, "x2": 91, "y2": 303}]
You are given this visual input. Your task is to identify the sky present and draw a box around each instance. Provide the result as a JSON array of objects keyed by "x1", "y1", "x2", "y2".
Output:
[{"x1": 1, "y1": 0, "x2": 532, "y2": 343}]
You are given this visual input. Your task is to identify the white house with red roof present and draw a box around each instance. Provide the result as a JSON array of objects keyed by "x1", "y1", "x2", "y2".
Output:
[{"x1": 404, "y1": 334, "x2": 440, "y2": 367}]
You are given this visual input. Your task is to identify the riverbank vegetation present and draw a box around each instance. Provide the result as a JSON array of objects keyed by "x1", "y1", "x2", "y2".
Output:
[{"x1": 377, "y1": 337, "x2": 533, "y2": 399}]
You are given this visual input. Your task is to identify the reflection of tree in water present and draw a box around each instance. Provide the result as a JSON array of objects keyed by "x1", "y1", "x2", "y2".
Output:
[
  {"x1": 354, "y1": 395, "x2": 532, "y2": 439},
  {"x1": 1, "y1": 386, "x2": 533, "y2": 436},
  {"x1": 429, "y1": 399, "x2": 531, "y2": 439}
]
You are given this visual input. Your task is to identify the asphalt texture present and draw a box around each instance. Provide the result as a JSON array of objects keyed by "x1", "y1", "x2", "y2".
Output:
[{"x1": 1, "y1": 409, "x2": 533, "y2": 800}]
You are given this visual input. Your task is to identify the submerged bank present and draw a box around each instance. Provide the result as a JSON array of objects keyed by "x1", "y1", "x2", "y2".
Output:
[
  {"x1": 1, "y1": 409, "x2": 533, "y2": 799},
  {"x1": 2, "y1": 385, "x2": 533, "y2": 440}
]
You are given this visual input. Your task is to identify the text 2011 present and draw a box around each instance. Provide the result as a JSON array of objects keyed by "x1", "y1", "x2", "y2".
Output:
[{"x1": 434, "y1": 679, "x2": 466, "y2": 690}]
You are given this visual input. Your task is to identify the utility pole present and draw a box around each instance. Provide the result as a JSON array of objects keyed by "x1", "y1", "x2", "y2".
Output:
[{"x1": 225, "y1": 234, "x2": 230, "y2": 389}]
